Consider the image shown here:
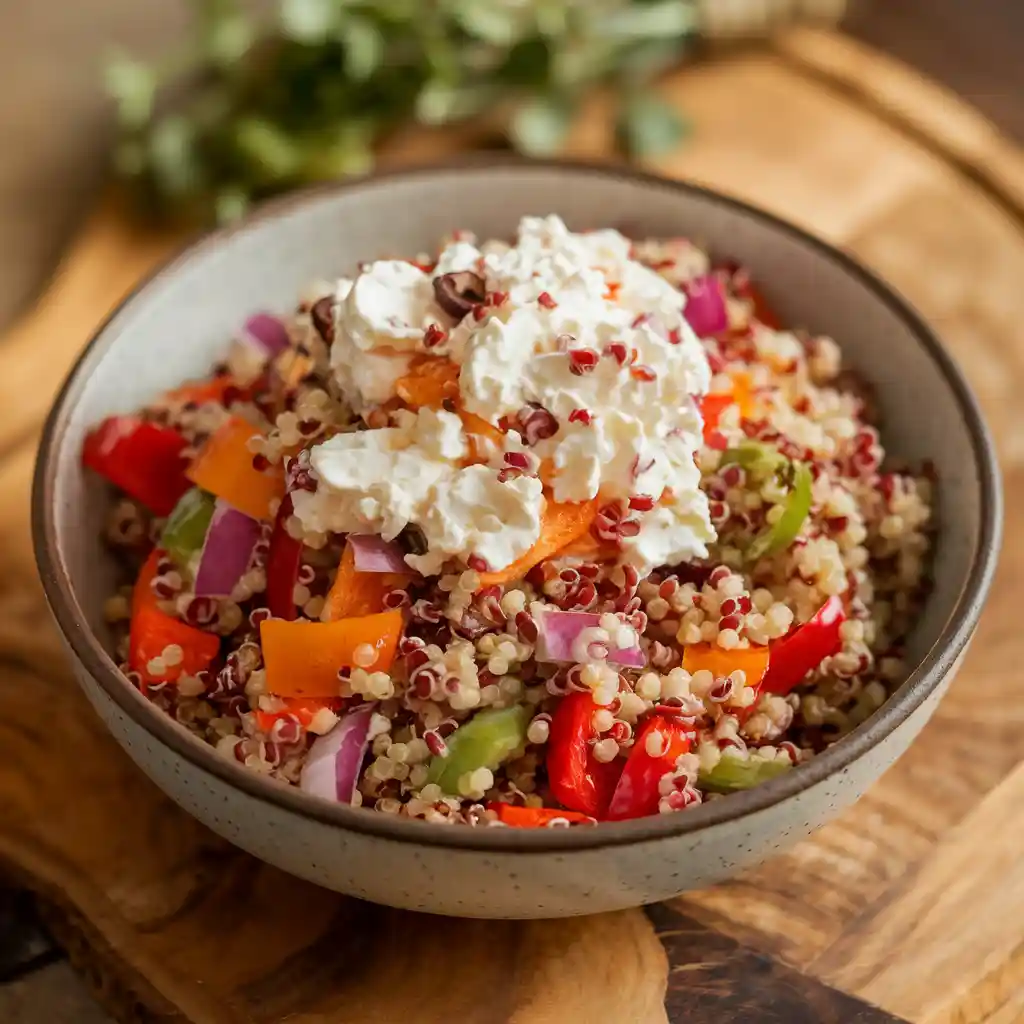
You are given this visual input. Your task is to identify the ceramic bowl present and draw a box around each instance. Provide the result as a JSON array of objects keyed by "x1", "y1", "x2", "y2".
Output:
[{"x1": 33, "y1": 161, "x2": 1001, "y2": 919}]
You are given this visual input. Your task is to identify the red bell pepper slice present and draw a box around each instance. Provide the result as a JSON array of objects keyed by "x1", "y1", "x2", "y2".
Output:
[
  {"x1": 604, "y1": 715, "x2": 695, "y2": 821},
  {"x1": 83, "y1": 416, "x2": 192, "y2": 517},
  {"x1": 128, "y1": 549, "x2": 220, "y2": 687},
  {"x1": 265, "y1": 494, "x2": 303, "y2": 620},
  {"x1": 255, "y1": 696, "x2": 341, "y2": 733},
  {"x1": 700, "y1": 393, "x2": 733, "y2": 441},
  {"x1": 546, "y1": 692, "x2": 622, "y2": 818},
  {"x1": 761, "y1": 595, "x2": 846, "y2": 696},
  {"x1": 747, "y1": 284, "x2": 782, "y2": 330},
  {"x1": 488, "y1": 803, "x2": 595, "y2": 827}
]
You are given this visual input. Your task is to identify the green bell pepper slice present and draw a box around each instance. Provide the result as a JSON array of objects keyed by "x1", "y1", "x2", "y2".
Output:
[
  {"x1": 427, "y1": 705, "x2": 532, "y2": 795},
  {"x1": 160, "y1": 487, "x2": 216, "y2": 571},
  {"x1": 746, "y1": 460, "x2": 813, "y2": 562},
  {"x1": 699, "y1": 754, "x2": 792, "y2": 793}
]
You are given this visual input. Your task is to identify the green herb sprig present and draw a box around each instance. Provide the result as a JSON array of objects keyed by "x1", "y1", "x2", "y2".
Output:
[{"x1": 106, "y1": 0, "x2": 699, "y2": 223}]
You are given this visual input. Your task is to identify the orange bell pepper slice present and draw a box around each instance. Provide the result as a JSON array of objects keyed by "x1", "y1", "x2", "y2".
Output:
[
  {"x1": 552, "y1": 530, "x2": 617, "y2": 563},
  {"x1": 187, "y1": 416, "x2": 285, "y2": 521},
  {"x1": 489, "y1": 803, "x2": 596, "y2": 827},
  {"x1": 164, "y1": 375, "x2": 233, "y2": 407},
  {"x1": 682, "y1": 643, "x2": 770, "y2": 689},
  {"x1": 324, "y1": 541, "x2": 413, "y2": 620},
  {"x1": 701, "y1": 371, "x2": 755, "y2": 440},
  {"x1": 260, "y1": 610, "x2": 403, "y2": 698},
  {"x1": 477, "y1": 497, "x2": 598, "y2": 587},
  {"x1": 129, "y1": 549, "x2": 220, "y2": 687},
  {"x1": 395, "y1": 356, "x2": 460, "y2": 409},
  {"x1": 394, "y1": 357, "x2": 504, "y2": 463}
]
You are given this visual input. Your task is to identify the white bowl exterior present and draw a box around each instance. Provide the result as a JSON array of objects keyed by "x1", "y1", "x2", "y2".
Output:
[
  {"x1": 71, "y1": 646, "x2": 967, "y2": 918},
  {"x1": 42, "y1": 166, "x2": 993, "y2": 917}
]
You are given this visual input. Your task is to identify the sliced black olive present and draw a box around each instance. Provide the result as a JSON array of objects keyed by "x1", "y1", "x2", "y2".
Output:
[
  {"x1": 310, "y1": 297, "x2": 334, "y2": 343},
  {"x1": 398, "y1": 524, "x2": 428, "y2": 556},
  {"x1": 433, "y1": 271, "x2": 486, "y2": 320}
]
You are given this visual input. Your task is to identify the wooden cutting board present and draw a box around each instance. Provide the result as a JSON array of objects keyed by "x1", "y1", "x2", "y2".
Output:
[{"x1": 1, "y1": 28, "x2": 1023, "y2": 1024}]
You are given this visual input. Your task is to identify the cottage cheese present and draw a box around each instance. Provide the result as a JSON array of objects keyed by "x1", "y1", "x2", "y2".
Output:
[{"x1": 299, "y1": 215, "x2": 716, "y2": 574}]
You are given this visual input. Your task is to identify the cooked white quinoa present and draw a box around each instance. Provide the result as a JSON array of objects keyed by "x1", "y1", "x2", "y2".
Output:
[{"x1": 96, "y1": 221, "x2": 933, "y2": 826}]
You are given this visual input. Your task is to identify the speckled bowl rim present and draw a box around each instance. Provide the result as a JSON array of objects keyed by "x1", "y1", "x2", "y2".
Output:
[{"x1": 33, "y1": 158, "x2": 1002, "y2": 853}]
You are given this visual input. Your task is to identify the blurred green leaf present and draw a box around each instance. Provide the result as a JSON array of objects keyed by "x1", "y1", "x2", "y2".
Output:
[
  {"x1": 108, "y1": 0, "x2": 712, "y2": 222},
  {"x1": 415, "y1": 79, "x2": 490, "y2": 125},
  {"x1": 233, "y1": 117, "x2": 303, "y2": 180},
  {"x1": 342, "y1": 15, "x2": 384, "y2": 80},
  {"x1": 596, "y1": 0, "x2": 694, "y2": 41},
  {"x1": 452, "y1": 3, "x2": 523, "y2": 46},
  {"x1": 148, "y1": 116, "x2": 201, "y2": 196},
  {"x1": 280, "y1": 0, "x2": 339, "y2": 41},
  {"x1": 105, "y1": 54, "x2": 156, "y2": 128},
  {"x1": 618, "y1": 93, "x2": 688, "y2": 156},
  {"x1": 511, "y1": 97, "x2": 571, "y2": 156},
  {"x1": 304, "y1": 122, "x2": 375, "y2": 178},
  {"x1": 214, "y1": 187, "x2": 249, "y2": 223},
  {"x1": 204, "y1": 10, "x2": 253, "y2": 64}
]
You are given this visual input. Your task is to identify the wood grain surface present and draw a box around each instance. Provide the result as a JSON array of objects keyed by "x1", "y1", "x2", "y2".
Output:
[{"x1": 1, "y1": 27, "x2": 1023, "y2": 1024}]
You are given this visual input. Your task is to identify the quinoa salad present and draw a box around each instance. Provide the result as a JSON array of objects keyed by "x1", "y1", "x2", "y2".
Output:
[{"x1": 85, "y1": 215, "x2": 933, "y2": 828}]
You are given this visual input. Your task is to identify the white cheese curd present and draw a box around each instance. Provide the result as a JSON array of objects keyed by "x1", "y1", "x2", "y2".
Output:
[
  {"x1": 295, "y1": 409, "x2": 463, "y2": 543},
  {"x1": 337, "y1": 260, "x2": 440, "y2": 353},
  {"x1": 304, "y1": 214, "x2": 715, "y2": 575},
  {"x1": 407, "y1": 466, "x2": 544, "y2": 578}
]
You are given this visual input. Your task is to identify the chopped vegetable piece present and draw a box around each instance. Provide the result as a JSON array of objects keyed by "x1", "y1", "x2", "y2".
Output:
[
  {"x1": 240, "y1": 312, "x2": 291, "y2": 357},
  {"x1": 187, "y1": 416, "x2": 285, "y2": 521},
  {"x1": 719, "y1": 439, "x2": 787, "y2": 476},
  {"x1": 698, "y1": 753, "x2": 792, "y2": 792},
  {"x1": 348, "y1": 534, "x2": 411, "y2": 574},
  {"x1": 534, "y1": 609, "x2": 645, "y2": 668},
  {"x1": 299, "y1": 703, "x2": 376, "y2": 803},
  {"x1": 546, "y1": 691, "x2": 622, "y2": 818},
  {"x1": 260, "y1": 611, "x2": 403, "y2": 698},
  {"x1": 701, "y1": 372, "x2": 755, "y2": 440},
  {"x1": 488, "y1": 804, "x2": 595, "y2": 827},
  {"x1": 132, "y1": 548, "x2": 163, "y2": 618},
  {"x1": 82, "y1": 416, "x2": 191, "y2": 516},
  {"x1": 160, "y1": 488, "x2": 216, "y2": 571},
  {"x1": 460, "y1": 410, "x2": 505, "y2": 464},
  {"x1": 394, "y1": 356, "x2": 460, "y2": 409},
  {"x1": 194, "y1": 500, "x2": 261, "y2": 597},
  {"x1": 324, "y1": 541, "x2": 412, "y2": 620},
  {"x1": 746, "y1": 460, "x2": 812, "y2": 562},
  {"x1": 701, "y1": 392, "x2": 734, "y2": 441},
  {"x1": 264, "y1": 494, "x2": 303, "y2": 620},
  {"x1": 747, "y1": 284, "x2": 782, "y2": 330},
  {"x1": 552, "y1": 530, "x2": 617, "y2": 562},
  {"x1": 477, "y1": 497, "x2": 598, "y2": 587},
  {"x1": 129, "y1": 549, "x2": 220, "y2": 687},
  {"x1": 255, "y1": 697, "x2": 340, "y2": 733},
  {"x1": 761, "y1": 595, "x2": 846, "y2": 695},
  {"x1": 164, "y1": 375, "x2": 234, "y2": 406},
  {"x1": 605, "y1": 715, "x2": 694, "y2": 820},
  {"x1": 682, "y1": 643, "x2": 770, "y2": 690},
  {"x1": 683, "y1": 274, "x2": 728, "y2": 336},
  {"x1": 426, "y1": 705, "x2": 531, "y2": 795}
]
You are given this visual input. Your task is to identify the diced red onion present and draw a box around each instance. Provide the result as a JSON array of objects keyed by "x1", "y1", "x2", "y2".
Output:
[
  {"x1": 300, "y1": 703, "x2": 376, "y2": 804},
  {"x1": 535, "y1": 609, "x2": 645, "y2": 669},
  {"x1": 239, "y1": 313, "x2": 291, "y2": 357},
  {"x1": 194, "y1": 500, "x2": 261, "y2": 597},
  {"x1": 349, "y1": 534, "x2": 412, "y2": 574},
  {"x1": 682, "y1": 275, "x2": 728, "y2": 337}
]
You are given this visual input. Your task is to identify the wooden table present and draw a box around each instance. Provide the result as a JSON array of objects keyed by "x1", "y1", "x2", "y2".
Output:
[{"x1": 1, "y1": 29, "x2": 1022, "y2": 1023}]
